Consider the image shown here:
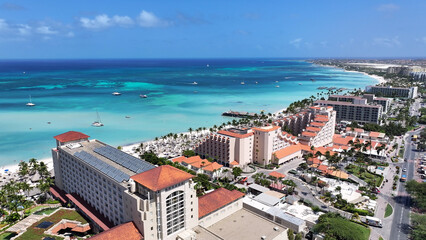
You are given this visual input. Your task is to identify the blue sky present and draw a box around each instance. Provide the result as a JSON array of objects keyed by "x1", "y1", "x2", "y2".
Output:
[{"x1": 0, "y1": 0, "x2": 425, "y2": 58}]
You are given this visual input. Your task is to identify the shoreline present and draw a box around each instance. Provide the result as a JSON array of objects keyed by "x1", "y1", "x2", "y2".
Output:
[
  {"x1": 312, "y1": 62, "x2": 386, "y2": 85},
  {"x1": 1, "y1": 63, "x2": 382, "y2": 175}
]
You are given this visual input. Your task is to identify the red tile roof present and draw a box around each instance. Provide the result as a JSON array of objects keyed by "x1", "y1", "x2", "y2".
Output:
[
  {"x1": 131, "y1": 165, "x2": 193, "y2": 191},
  {"x1": 203, "y1": 162, "x2": 223, "y2": 172},
  {"x1": 307, "y1": 157, "x2": 321, "y2": 165},
  {"x1": 88, "y1": 222, "x2": 143, "y2": 240},
  {"x1": 229, "y1": 160, "x2": 239, "y2": 166},
  {"x1": 273, "y1": 144, "x2": 302, "y2": 159},
  {"x1": 252, "y1": 125, "x2": 281, "y2": 132},
  {"x1": 333, "y1": 134, "x2": 355, "y2": 146},
  {"x1": 369, "y1": 131, "x2": 382, "y2": 138},
  {"x1": 302, "y1": 131, "x2": 317, "y2": 137},
  {"x1": 50, "y1": 185, "x2": 68, "y2": 204},
  {"x1": 314, "y1": 117, "x2": 328, "y2": 122},
  {"x1": 198, "y1": 188, "x2": 245, "y2": 218},
  {"x1": 354, "y1": 128, "x2": 364, "y2": 133},
  {"x1": 54, "y1": 131, "x2": 89, "y2": 143},
  {"x1": 310, "y1": 122, "x2": 325, "y2": 127},
  {"x1": 217, "y1": 130, "x2": 253, "y2": 139},
  {"x1": 66, "y1": 193, "x2": 114, "y2": 231},
  {"x1": 317, "y1": 164, "x2": 328, "y2": 171},
  {"x1": 306, "y1": 126, "x2": 321, "y2": 132},
  {"x1": 269, "y1": 171, "x2": 286, "y2": 178},
  {"x1": 172, "y1": 156, "x2": 186, "y2": 163}
]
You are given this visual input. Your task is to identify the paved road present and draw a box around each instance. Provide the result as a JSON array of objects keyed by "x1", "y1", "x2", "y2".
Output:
[{"x1": 389, "y1": 128, "x2": 422, "y2": 240}]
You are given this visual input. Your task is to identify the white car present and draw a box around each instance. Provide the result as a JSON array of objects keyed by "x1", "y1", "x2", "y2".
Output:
[{"x1": 403, "y1": 168, "x2": 407, "y2": 172}]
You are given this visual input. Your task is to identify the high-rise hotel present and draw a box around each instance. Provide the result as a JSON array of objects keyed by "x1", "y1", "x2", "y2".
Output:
[{"x1": 52, "y1": 131, "x2": 198, "y2": 240}]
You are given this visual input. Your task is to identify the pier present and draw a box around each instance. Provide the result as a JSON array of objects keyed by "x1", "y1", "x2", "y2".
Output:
[{"x1": 222, "y1": 110, "x2": 256, "y2": 118}]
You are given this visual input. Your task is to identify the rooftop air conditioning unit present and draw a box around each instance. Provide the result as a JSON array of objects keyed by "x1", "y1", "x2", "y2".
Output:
[
  {"x1": 261, "y1": 236, "x2": 267, "y2": 240},
  {"x1": 273, "y1": 227, "x2": 279, "y2": 231}
]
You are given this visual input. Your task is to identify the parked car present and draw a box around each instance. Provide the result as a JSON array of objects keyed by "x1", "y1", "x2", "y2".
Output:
[{"x1": 403, "y1": 168, "x2": 407, "y2": 172}]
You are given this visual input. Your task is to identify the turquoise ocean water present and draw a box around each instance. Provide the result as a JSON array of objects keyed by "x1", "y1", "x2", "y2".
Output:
[{"x1": 0, "y1": 59, "x2": 376, "y2": 166}]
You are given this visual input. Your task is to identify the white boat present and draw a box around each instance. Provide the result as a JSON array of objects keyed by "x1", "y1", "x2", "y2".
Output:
[
  {"x1": 241, "y1": 82, "x2": 245, "y2": 85},
  {"x1": 26, "y1": 95, "x2": 35, "y2": 106},
  {"x1": 192, "y1": 81, "x2": 198, "y2": 85},
  {"x1": 140, "y1": 94, "x2": 148, "y2": 98},
  {"x1": 206, "y1": 64, "x2": 210, "y2": 67},
  {"x1": 255, "y1": 81, "x2": 258, "y2": 84},
  {"x1": 298, "y1": 83, "x2": 302, "y2": 85},
  {"x1": 276, "y1": 85, "x2": 280, "y2": 88},
  {"x1": 92, "y1": 111, "x2": 104, "y2": 127},
  {"x1": 112, "y1": 91, "x2": 121, "y2": 96}
]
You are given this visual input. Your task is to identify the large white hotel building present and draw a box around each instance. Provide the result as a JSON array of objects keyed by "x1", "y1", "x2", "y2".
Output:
[{"x1": 51, "y1": 131, "x2": 288, "y2": 240}]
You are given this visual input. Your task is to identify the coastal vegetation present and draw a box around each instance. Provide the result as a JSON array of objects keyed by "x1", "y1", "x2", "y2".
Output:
[
  {"x1": 0, "y1": 158, "x2": 54, "y2": 226},
  {"x1": 405, "y1": 180, "x2": 426, "y2": 212},
  {"x1": 312, "y1": 212, "x2": 370, "y2": 240},
  {"x1": 410, "y1": 213, "x2": 426, "y2": 240}
]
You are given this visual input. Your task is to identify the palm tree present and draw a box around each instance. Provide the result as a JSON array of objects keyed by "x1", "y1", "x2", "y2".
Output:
[
  {"x1": 188, "y1": 128, "x2": 193, "y2": 135},
  {"x1": 18, "y1": 161, "x2": 29, "y2": 177},
  {"x1": 29, "y1": 158, "x2": 39, "y2": 175}
]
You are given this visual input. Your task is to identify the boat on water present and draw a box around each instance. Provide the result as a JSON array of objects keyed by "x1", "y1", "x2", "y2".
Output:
[
  {"x1": 241, "y1": 82, "x2": 245, "y2": 85},
  {"x1": 26, "y1": 95, "x2": 35, "y2": 107},
  {"x1": 92, "y1": 111, "x2": 104, "y2": 127},
  {"x1": 310, "y1": 78, "x2": 316, "y2": 82},
  {"x1": 276, "y1": 85, "x2": 280, "y2": 88},
  {"x1": 192, "y1": 81, "x2": 198, "y2": 85},
  {"x1": 140, "y1": 94, "x2": 148, "y2": 98},
  {"x1": 112, "y1": 91, "x2": 121, "y2": 96},
  {"x1": 255, "y1": 81, "x2": 258, "y2": 84},
  {"x1": 206, "y1": 64, "x2": 210, "y2": 67},
  {"x1": 125, "y1": 116, "x2": 131, "y2": 119},
  {"x1": 298, "y1": 83, "x2": 302, "y2": 85}
]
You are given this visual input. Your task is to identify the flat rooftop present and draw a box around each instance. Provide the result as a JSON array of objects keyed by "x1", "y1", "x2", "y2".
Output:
[
  {"x1": 204, "y1": 209, "x2": 286, "y2": 240},
  {"x1": 60, "y1": 140, "x2": 136, "y2": 177}
]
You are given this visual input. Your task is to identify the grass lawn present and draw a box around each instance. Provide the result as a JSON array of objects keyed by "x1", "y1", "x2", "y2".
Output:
[
  {"x1": 314, "y1": 216, "x2": 370, "y2": 240},
  {"x1": 27, "y1": 205, "x2": 45, "y2": 215},
  {"x1": 34, "y1": 207, "x2": 59, "y2": 215},
  {"x1": 16, "y1": 209, "x2": 88, "y2": 240},
  {"x1": 385, "y1": 204, "x2": 393, "y2": 218},
  {"x1": 0, "y1": 232, "x2": 17, "y2": 240},
  {"x1": 345, "y1": 164, "x2": 384, "y2": 187},
  {"x1": 379, "y1": 237, "x2": 384, "y2": 240}
]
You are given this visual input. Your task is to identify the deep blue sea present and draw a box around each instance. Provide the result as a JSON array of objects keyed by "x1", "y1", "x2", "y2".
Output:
[{"x1": 0, "y1": 59, "x2": 376, "y2": 166}]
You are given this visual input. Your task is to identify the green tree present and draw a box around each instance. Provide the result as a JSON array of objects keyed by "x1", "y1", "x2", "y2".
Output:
[
  {"x1": 232, "y1": 167, "x2": 243, "y2": 178},
  {"x1": 287, "y1": 229, "x2": 294, "y2": 240},
  {"x1": 18, "y1": 161, "x2": 29, "y2": 176},
  {"x1": 182, "y1": 149, "x2": 196, "y2": 157},
  {"x1": 295, "y1": 233, "x2": 302, "y2": 240},
  {"x1": 411, "y1": 213, "x2": 426, "y2": 240},
  {"x1": 406, "y1": 180, "x2": 426, "y2": 211}
]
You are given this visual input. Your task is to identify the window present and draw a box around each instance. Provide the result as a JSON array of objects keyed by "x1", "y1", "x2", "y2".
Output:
[{"x1": 166, "y1": 191, "x2": 185, "y2": 235}]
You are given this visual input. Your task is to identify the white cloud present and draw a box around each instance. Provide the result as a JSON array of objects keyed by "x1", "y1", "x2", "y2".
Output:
[
  {"x1": 289, "y1": 38, "x2": 302, "y2": 48},
  {"x1": 80, "y1": 14, "x2": 136, "y2": 29},
  {"x1": 17, "y1": 24, "x2": 31, "y2": 36},
  {"x1": 113, "y1": 15, "x2": 133, "y2": 26},
  {"x1": 138, "y1": 10, "x2": 171, "y2": 27},
  {"x1": 0, "y1": 19, "x2": 9, "y2": 30},
  {"x1": 373, "y1": 36, "x2": 401, "y2": 47},
  {"x1": 377, "y1": 4, "x2": 399, "y2": 12},
  {"x1": 36, "y1": 26, "x2": 58, "y2": 35},
  {"x1": 80, "y1": 14, "x2": 112, "y2": 29}
]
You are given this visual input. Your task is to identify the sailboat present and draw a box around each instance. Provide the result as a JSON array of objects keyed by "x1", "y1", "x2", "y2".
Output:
[
  {"x1": 26, "y1": 95, "x2": 35, "y2": 106},
  {"x1": 92, "y1": 111, "x2": 104, "y2": 127}
]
